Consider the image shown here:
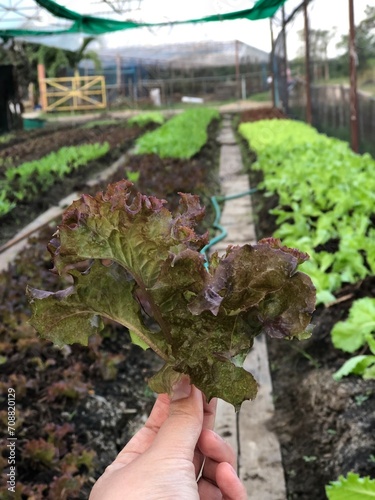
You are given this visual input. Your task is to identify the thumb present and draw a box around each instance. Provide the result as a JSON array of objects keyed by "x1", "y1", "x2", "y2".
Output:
[{"x1": 151, "y1": 376, "x2": 204, "y2": 460}]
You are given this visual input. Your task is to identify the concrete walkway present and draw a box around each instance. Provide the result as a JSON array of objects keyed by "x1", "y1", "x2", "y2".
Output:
[{"x1": 214, "y1": 115, "x2": 286, "y2": 500}]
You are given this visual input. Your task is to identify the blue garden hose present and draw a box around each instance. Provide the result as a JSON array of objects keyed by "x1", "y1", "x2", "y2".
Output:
[{"x1": 200, "y1": 188, "x2": 258, "y2": 268}]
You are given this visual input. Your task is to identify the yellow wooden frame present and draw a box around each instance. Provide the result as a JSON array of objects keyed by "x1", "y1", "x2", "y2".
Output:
[{"x1": 39, "y1": 75, "x2": 107, "y2": 112}]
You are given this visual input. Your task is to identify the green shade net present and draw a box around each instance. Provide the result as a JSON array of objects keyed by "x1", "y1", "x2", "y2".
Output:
[{"x1": 0, "y1": 0, "x2": 286, "y2": 37}]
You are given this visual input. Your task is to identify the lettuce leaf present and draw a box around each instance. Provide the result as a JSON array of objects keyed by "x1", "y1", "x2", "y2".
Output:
[
  {"x1": 27, "y1": 180, "x2": 316, "y2": 409},
  {"x1": 326, "y1": 472, "x2": 375, "y2": 499},
  {"x1": 331, "y1": 298, "x2": 375, "y2": 353}
]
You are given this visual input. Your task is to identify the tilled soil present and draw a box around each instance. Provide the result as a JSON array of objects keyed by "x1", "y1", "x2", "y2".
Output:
[
  {"x1": 0, "y1": 123, "x2": 147, "y2": 247},
  {"x1": 0, "y1": 122, "x2": 134, "y2": 168},
  {"x1": 239, "y1": 106, "x2": 286, "y2": 123}
]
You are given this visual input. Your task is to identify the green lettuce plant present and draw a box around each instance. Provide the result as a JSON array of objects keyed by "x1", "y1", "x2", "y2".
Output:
[
  {"x1": 27, "y1": 180, "x2": 316, "y2": 409},
  {"x1": 135, "y1": 108, "x2": 219, "y2": 159},
  {"x1": 0, "y1": 133, "x2": 14, "y2": 144},
  {"x1": 326, "y1": 472, "x2": 375, "y2": 499},
  {"x1": 0, "y1": 142, "x2": 109, "y2": 218},
  {"x1": 239, "y1": 119, "x2": 375, "y2": 305},
  {"x1": 0, "y1": 187, "x2": 16, "y2": 217},
  {"x1": 128, "y1": 112, "x2": 165, "y2": 127},
  {"x1": 332, "y1": 298, "x2": 375, "y2": 381}
]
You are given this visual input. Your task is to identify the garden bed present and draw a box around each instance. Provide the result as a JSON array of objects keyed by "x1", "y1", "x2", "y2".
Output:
[
  {"x1": 0, "y1": 115, "x2": 221, "y2": 499},
  {"x1": 0, "y1": 121, "x2": 153, "y2": 247},
  {"x1": 240, "y1": 108, "x2": 375, "y2": 499},
  {"x1": 3, "y1": 105, "x2": 374, "y2": 499}
]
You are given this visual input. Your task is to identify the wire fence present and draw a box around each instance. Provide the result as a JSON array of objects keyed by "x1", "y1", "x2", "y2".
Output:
[
  {"x1": 289, "y1": 82, "x2": 375, "y2": 157},
  {"x1": 103, "y1": 69, "x2": 269, "y2": 108},
  {"x1": 271, "y1": 0, "x2": 375, "y2": 157}
]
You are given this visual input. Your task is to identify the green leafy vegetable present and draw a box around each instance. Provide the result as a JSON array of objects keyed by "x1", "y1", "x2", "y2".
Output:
[
  {"x1": 332, "y1": 298, "x2": 375, "y2": 381},
  {"x1": 331, "y1": 298, "x2": 375, "y2": 353},
  {"x1": 326, "y1": 472, "x2": 375, "y2": 499},
  {"x1": 81, "y1": 119, "x2": 120, "y2": 129},
  {"x1": 239, "y1": 119, "x2": 375, "y2": 305},
  {"x1": 135, "y1": 108, "x2": 219, "y2": 159},
  {"x1": 0, "y1": 142, "x2": 109, "y2": 217},
  {"x1": 127, "y1": 111, "x2": 165, "y2": 127},
  {"x1": 333, "y1": 353, "x2": 375, "y2": 381},
  {"x1": 27, "y1": 180, "x2": 315, "y2": 408}
]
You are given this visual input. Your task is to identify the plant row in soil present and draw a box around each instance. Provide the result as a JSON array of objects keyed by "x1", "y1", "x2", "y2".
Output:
[
  {"x1": 0, "y1": 116, "x2": 221, "y2": 499},
  {"x1": 238, "y1": 108, "x2": 375, "y2": 499},
  {"x1": 4, "y1": 105, "x2": 374, "y2": 500},
  {"x1": 0, "y1": 120, "x2": 156, "y2": 247}
]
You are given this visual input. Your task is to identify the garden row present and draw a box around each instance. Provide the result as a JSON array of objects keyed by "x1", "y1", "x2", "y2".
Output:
[
  {"x1": 0, "y1": 108, "x2": 221, "y2": 499},
  {"x1": 0, "y1": 109, "x2": 205, "y2": 248},
  {"x1": 239, "y1": 117, "x2": 375, "y2": 498},
  {"x1": 239, "y1": 119, "x2": 375, "y2": 378},
  {"x1": 0, "y1": 112, "x2": 168, "y2": 223}
]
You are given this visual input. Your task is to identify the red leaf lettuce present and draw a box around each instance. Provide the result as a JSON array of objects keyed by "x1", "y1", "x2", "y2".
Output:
[{"x1": 27, "y1": 180, "x2": 315, "y2": 409}]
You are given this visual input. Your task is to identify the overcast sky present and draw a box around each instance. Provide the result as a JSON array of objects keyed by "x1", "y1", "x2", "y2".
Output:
[
  {"x1": 98, "y1": 0, "x2": 371, "y2": 59},
  {"x1": 1, "y1": 0, "x2": 372, "y2": 57}
]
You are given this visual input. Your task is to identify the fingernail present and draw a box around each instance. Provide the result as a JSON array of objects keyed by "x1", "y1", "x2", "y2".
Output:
[{"x1": 171, "y1": 376, "x2": 191, "y2": 401}]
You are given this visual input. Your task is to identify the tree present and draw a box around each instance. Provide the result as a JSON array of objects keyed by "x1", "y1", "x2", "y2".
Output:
[
  {"x1": 298, "y1": 28, "x2": 336, "y2": 80},
  {"x1": 337, "y1": 4, "x2": 375, "y2": 71},
  {"x1": 64, "y1": 37, "x2": 102, "y2": 75},
  {"x1": 30, "y1": 37, "x2": 102, "y2": 77}
]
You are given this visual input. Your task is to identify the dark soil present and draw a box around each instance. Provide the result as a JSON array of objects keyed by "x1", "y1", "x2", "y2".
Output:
[
  {"x1": 241, "y1": 108, "x2": 375, "y2": 499},
  {"x1": 0, "y1": 122, "x2": 79, "y2": 153},
  {"x1": 0, "y1": 117, "x2": 221, "y2": 499},
  {"x1": 0, "y1": 121, "x2": 132, "y2": 169},
  {"x1": 0, "y1": 226, "x2": 162, "y2": 499},
  {"x1": 239, "y1": 106, "x2": 286, "y2": 123}
]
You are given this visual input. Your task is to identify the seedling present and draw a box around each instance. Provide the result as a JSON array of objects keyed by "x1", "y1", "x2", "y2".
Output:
[
  {"x1": 302, "y1": 455, "x2": 317, "y2": 463},
  {"x1": 128, "y1": 112, "x2": 165, "y2": 127}
]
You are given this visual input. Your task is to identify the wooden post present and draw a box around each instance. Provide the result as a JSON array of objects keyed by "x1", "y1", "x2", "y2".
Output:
[
  {"x1": 304, "y1": 0, "x2": 312, "y2": 124},
  {"x1": 349, "y1": 0, "x2": 359, "y2": 153},
  {"x1": 269, "y1": 17, "x2": 276, "y2": 107},
  {"x1": 37, "y1": 64, "x2": 47, "y2": 111},
  {"x1": 73, "y1": 69, "x2": 79, "y2": 110},
  {"x1": 101, "y1": 76, "x2": 107, "y2": 109}
]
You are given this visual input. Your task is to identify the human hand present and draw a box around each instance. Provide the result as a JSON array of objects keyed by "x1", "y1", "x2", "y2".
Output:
[{"x1": 89, "y1": 377, "x2": 247, "y2": 499}]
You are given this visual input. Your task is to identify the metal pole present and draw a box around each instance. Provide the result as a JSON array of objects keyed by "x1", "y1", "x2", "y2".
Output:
[
  {"x1": 281, "y1": 5, "x2": 289, "y2": 113},
  {"x1": 269, "y1": 17, "x2": 276, "y2": 107},
  {"x1": 235, "y1": 40, "x2": 240, "y2": 99},
  {"x1": 304, "y1": 0, "x2": 312, "y2": 124},
  {"x1": 349, "y1": 0, "x2": 359, "y2": 153},
  {"x1": 116, "y1": 54, "x2": 122, "y2": 88}
]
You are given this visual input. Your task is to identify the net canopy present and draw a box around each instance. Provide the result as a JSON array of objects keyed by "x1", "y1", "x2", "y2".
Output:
[{"x1": 0, "y1": 0, "x2": 287, "y2": 39}]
